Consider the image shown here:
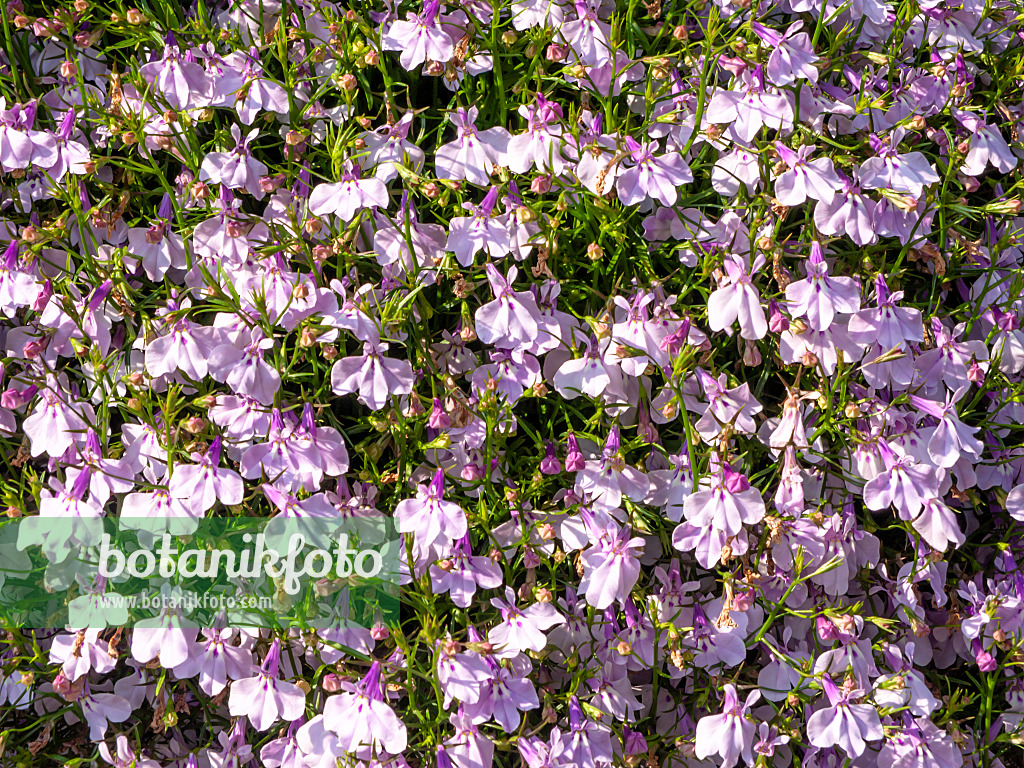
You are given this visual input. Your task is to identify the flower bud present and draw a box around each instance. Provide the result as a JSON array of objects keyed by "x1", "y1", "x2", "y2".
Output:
[
  {"x1": 126, "y1": 8, "x2": 144, "y2": 24},
  {"x1": 525, "y1": 43, "x2": 538, "y2": 57},
  {"x1": 340, "y1": 73, "x2": 357, "y2": 91},
  {"x1": 531, "y1": 174, "x2": 552, "y2": 194},
  {"x1": 191, "y1": 181, "x2": 210, "y2": 199},
  {"x1": 299, "y1": 327, "x2": 318, "y2": 348},
  {"x1": 535, "y1": 587, "x2": 553, "y2": 603},
  {"x1": 546, "y1": 43, "x2": 568, "y2": 61},
  {"x1": 60, "y1": 59, "x2": 76, "y2": 78},
  {"x1": 321, "y1": 344, "x2": 338, "y2": 360},
  {"x1": 967, "y1": 360, "x2": 985, "y2": 383},
  {"x1": 364, "y1": 50, "x2": 379, "y2": 66},
  {"x1": 501, "y1": 30, "x2": 517, "y2": 44},
  {"x1": 587, "y1": 242, "x2": 604, "y2": 261},
  {"x1": 182, "y1": 416, "x2": 206, "y2": 434},
  {"x1": 322, "y1": 673, "x2": 342, "y2": 692},
  {"x1": 371, "y1": 623, "x2": 390, "y2": 640},
  {"x1": 422, "y1": 181, "x2": 441, "y2": 198},
  {"x1": 673, "y1": 24, "x2": 688, "y2": 39}
]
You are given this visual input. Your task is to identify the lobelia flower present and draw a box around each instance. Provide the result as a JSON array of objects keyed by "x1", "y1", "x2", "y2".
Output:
[
  {"x1": 573, "y1": 427, "x2": 651, "y2": 516},
  {"x1": 910, "y1": 388, "x2": 983, "y2": 467},
  {"x1": 862, "y1": 440, "x2": 940, "y2": 520},
  {"x1": 465, "y1": 652, "x2": 541, "y2": 732},
  {"x1": 309, "y1": 162, "x2": 390, "y2": 221},
  {"x1": 72, "y1": 683, "x2": 133, "y2": 741},
  {"x1": 814, "y1": 175, "x2": 878, "y2": 246},
  {"x1": 126, "y1": 192, "x2": 187, "y2": 280},
  {"x1": 806, "y1": 674, "x2": 884, "y2": 758},
  {"x1": 396, "y1": 468, "x2": 468, "y2": 551},
  {"x1": 785, "y1": 241, "x2": 862, "y2": 331},
  {"x1": 322, "y1": 661, "x2": 408, "y2": 755},
  {"x1": 751, "y1": 21, "x2": 819, "y2": 85},
  {"x1": 144, "y1": 298, "x2": 220, "y2": 382},
  {"x1": 558, "y1": 0, "x2": 613, "y2": 67},
  {"x1": 374, "y1": 193, "x2": 448, "y2": 275},
  {"x1": 446, "y1": 186, "x2": 512, "y2": 266},
  {"x1": 693, "y1": 368, "x2": 763, "y2": 442},
  {"x1": 474, "y1": 263, "x2": 543, "y2": 349},
  {"x1": 435, "y1": 107, "x2": 511, "y2": 186},
  {"x1": 694, "y1": 683, "x2": 760, "y2": 768},
  {"x1": 773, "y1": 142, "x2": 844, "y2": 206},
  {"x1": 173, "y1": 627, "x2": 255, "y2": 697},
  {"x1": 704, "y1": 66, "x2": 794, "y2": 143},
  {"x1": 445, "y1": 707, "x2": 495, "y2": 768},
  {"x1": 0, "y1": 241, "x2": 39, "y2": 316},
  {"x1": 361, "y1": 112, "x2": 426, "y2": 183},
  {"x1": 511, "y1": 0, "x2": 567, "y2": 28},
  {"x1": 239, "y1": 409, "x2": 325, "y2": 493},
  {"x1": 684, "y1": 463, "x2": 766, "y2": 538},
  {"x1": 229, "y1": 639, "x2": 306, "y2": 732},
  {"x1": 168, "y1": 437, "x2": 245, "y2": 513},
  {"x1": 234, "y1": 47, "x2": 291, "y2": 124},
  {"x1": 858, "y1": 130, "x2": 941, "y2": 197},
  {"x1": 913, "y1": 318, "x2": 989, "y2": 394},
  {"x1": 565, "y1": 695, "x2": 614, "y2": 768},
  {"x1": 616, "y1": 137, "x2": 693, "y2": 207},
  {"x1": 436, "y1": 638, "x2": 492, "y2": 707},
  {"x1": 381, "y1": 0, "x2": 455, "y2": 71},
  {"x1": 488, "y1": 586, "x2": 565, "y2": 656},
  {"x1": 707, "y1": 254, "x2": 768, "y2": 340},
  {"x1": 330, "y1": 341, "x2": 415, "y2": 411},
  {"x1": 260, "y1": 719, "x2": 306, "y2": 768},
  {"x1": 712, "y1": 144, "x2": 763, "y2": 197},
  {"x1": 22, "y1": 375, "x2": 91, "y2": 458},
  {"x1": 199, "y1": 125, "x2": 269, "y2": 199},
  {"x1": 578, "y1": 518, "x2": 645, "y2": 610},
  {"x1": 98, "y1": 734, "x2": 161, "y2": 768},
  {"x1": 50, "y1": 629, "x2": 118, "y2": 682},
  {"x1": 206, "y1": 326, "x2": 281, "y2": 405},
  {"x1": 877, "y1": 717, "x2": 964, "y2": 768},
  {"x1": 139, "y1": 35, "x2": 213, "y2": 109},
  {"x1": 64, "y1": 428, "x2": 135, "y2": 505},
  {"x1": 506, "y1": 93, "x2": 567, "y2": 175},
  {"x1": 952, "y1": 108, "x2": 1017, "y2": 176},
  {"x1": 519, "y1": 731, "x2": 569, "y2": 768},
  {"x1": 553, "y1": 336, "x2": 626, "y2": 400}
]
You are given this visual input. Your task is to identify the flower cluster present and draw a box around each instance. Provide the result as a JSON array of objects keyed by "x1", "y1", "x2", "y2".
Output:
[{"x1": 0, "y1": 0, "x2": 1023, "y2": 766}]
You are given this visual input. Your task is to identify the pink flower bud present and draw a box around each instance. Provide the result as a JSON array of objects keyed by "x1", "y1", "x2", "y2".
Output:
[{"x1": 322, "y1": 673, "x2": 343, "y2": 692}]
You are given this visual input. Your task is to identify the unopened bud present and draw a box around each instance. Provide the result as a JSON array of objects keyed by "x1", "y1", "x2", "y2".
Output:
[
  {"x1": 182, "y1": 417, "x2": 206, "y2": 434},
  {"x1": 339, "y1": 73, "x2": 357, "y2": 91},
  {"x1": 191, "y1": 181, "x2": 210, "y2": 199},
  {"x1": 299, "y1": 327, "x2": 318, "y2": 348},
  {"x1": 422, "y1": 181, "x2": 441, "y2": 199},
  {"x1": 535, "y1": 587, "x2": 553, "y2": 603},
  {"x1": 322, "y1": 673, "x2": 342, "y2": 692},
  {"x1": 501, "y1": 30, "x2": 518, "y2": 44},
  {"x1": 364, "y1": 50, "x2": 379, "y2": 66},
  {"x1": 673, "y1": 24, "x2": 688, "y2": 39},
  {"x1": 617, "y1": 640, "x2": 632, "y2": 656},
  {"x1": 587, "y1": 242, "x2": 604, "y2": 261},
  {"x1": 321, "y1": 344, "x2": 338, "y2": 360}
]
